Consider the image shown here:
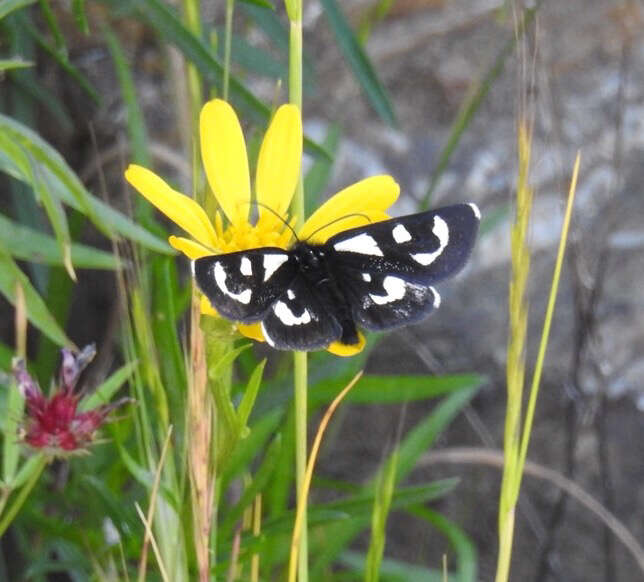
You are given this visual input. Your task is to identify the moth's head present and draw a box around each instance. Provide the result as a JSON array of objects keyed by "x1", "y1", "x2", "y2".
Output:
[{"x1": 293, "y1": 242, "x2": 322, "y2": 271}]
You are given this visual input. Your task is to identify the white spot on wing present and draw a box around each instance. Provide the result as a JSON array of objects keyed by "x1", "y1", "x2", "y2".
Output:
[
  {"x1": 190, "y1": 260, "x2": 196, "y2": 277},
  {"x1": 263, "y1": 254, "x2": 288, "y2": 282},
  {"x1": 411, "y1": 216, "x2": 449, "y2": 266},
  {"x1": 370, "y1": 276, "x2": 406, "y2": 305},
  {"x1": 274, "y1": 301, "x2": 312, "y2": 326},
  {"x1": 392, "y1": 223, "x2": 412, "y2": 243},
  {"x1": 260, "y1": 322, "x2": 275, "y2": 347},
  {"x1": 214, "y1": 262, "x2": 252, "y2": 304},
  {"x1": 287, "y1": 289, "x2": 295, "y2": 300},
  {"x1": 430, "y1": 286, "x2": 441, "y2": 308},
  {"x1": 362, "y1": 273, "x2": 371, "y2": 282},
  {"x1": 334, "y1": 233, "x2": 383, "y2": 256},
  {"x1": 468, "y1": 202, "x2": 481, "y2": 220},
  {"x1": 240, "y1": 256, "x2": 252, "y2": 276}
]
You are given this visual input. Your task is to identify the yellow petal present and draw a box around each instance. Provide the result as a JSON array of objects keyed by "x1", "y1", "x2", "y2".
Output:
[
  {"x1": 200, "y1": 99, "x2": 250, "y2": 223},
  {"x1": 237, "y1": 322, "x2": 265, "y2": 343},
  {"x1": 168, "y1": 236, "x2": 214, "y2": 259},
  {"x1": 256, "y1": 105, "x2": 302, "y2": 228},
  {"x1": 327, "y1": 331, "x2": 366, "y2": 356},
  {"x1": 299, "y1": 175, "x2": 400, "y2": 243},
  {"x1": 200, "y1": 295, "x2": 218, "y2": 317},
  {"x1": 125, "y1": 165, "x2": 217, "y2": 248}
]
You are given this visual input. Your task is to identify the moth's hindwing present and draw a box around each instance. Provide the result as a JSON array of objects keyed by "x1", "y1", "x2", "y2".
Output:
[
  {"x1": 327, "y1": 203, "x2": 480, "y2": 285},
  {"x1": 260, "y1": 276, "x2": 343, "y2": 351},
  {"x1": 193, "y1": 248, "x2": 297, "y2": 323},
  {"x1": 341, "y1": 271, "x2": 441, "y2": 332}
]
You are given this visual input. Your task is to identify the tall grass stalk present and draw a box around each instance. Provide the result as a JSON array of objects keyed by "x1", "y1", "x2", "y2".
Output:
[
  {"x1": 286, "y1": 1, "x2": 309, "y2": 580},
  {"x1": 495, "y1": 125, "x2": 580, "y2": 582}
]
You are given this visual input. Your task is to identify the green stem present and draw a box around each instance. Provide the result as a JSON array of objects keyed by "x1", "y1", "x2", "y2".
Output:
[
  {"x1": 293, "y1": 350, "x2": 308, "y2": 579},
  {"x1": 288, "y1": 6, "x2": 308, "y2": 580},
  {"x1": 0, "y1": 454, "x2": 47, "y2": 537},
  {"x1": 183, "y1": 0, "x2": 203, "y2": 132},
  {"x1": 223, "y1": 0, "x2": 235, "y2": 101}
]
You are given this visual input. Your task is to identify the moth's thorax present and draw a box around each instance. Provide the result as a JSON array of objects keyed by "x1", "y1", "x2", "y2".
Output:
[{"x1": 292, "y1": 242, "x2": 327, "y2": 274}]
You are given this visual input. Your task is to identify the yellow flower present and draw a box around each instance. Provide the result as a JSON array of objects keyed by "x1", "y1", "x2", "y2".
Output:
[{"x1": 125, "y1": 99, "x2": 399, "y2": 356}]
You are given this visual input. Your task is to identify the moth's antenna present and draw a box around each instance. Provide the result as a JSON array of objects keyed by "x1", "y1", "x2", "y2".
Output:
[
  {"x1": 242, "y1": 201, "x2": 300, "y2": 243},
  {"x1": 304, "y1": 213, "x2": 372, "y2": 242}
]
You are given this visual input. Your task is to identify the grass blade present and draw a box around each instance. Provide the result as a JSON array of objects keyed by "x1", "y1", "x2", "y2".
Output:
[
  {"x1": 133, "y1": 0, "x2": 329, "y2": 160},
  {"x1": 0, "y1": 249, "x2": 71, "y2": 347},
  {"x1": 311, "y1": 373, "x2": 483, "y2": 406},
  {"x1": 0, "y1": 58, "x2": 33, "y2": 71},
  {"x1": 0, "y1": 114, "x2": 171, "y2": 253},
  {"x1": 0, "y1": 0, "x2": 36, "y2": 20},
  {"x1": 394, "y1": 386, "x2": 479, "y2": 485},
  {"x1": 410, "y1": 506, "x2": 477, "y2": 582},
  {"x1": 0, "y1": 213, "x2": 121, "y2": 269},
  {"x1": 80, "y1": 360, "x2": 138, "y2": 412},
  {"x1": 319, "y1": 0, "x2": 395, "y2": 126},
  {"x1": 420, "y1": 5, "x2": 539, "y2": 209}
]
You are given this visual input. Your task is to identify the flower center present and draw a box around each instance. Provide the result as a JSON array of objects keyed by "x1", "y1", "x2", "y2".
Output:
[{"x1": 215, "y1": 212, "x2": 295, "y2": 252}]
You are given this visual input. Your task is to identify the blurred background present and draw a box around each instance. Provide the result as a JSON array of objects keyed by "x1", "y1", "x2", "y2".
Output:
[{"x1": 0, "y1": 0, "x2": 643, "y2": 580}]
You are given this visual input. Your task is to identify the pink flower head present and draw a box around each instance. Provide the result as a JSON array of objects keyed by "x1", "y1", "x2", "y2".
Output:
[{"x1": 13, "y1": 345, "x2": 130, "y2": 455}]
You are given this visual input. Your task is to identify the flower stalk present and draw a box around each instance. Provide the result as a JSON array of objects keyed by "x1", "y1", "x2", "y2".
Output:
[{"x1": 287, "y1": 1, "x2": 308, "y2": 579}]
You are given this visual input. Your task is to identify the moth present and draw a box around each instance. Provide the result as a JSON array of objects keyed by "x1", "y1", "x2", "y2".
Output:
[{"x1": 193, "y1": 203, "x2": 480, "y2": 351}]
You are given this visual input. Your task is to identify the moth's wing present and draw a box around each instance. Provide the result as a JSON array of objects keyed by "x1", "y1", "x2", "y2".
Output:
[
  {"x1": 193, "y1": 248, "x2": 297, "y2": 323},
  {"x1": 340, "y1": 271, "x2": 441, "y2": 331},
  {"x1": 260, "y1": 276, "x2": 343, "y2": 351},
  {"x1": 327, "y1": 203, "x2": 480, "y2": 285}
]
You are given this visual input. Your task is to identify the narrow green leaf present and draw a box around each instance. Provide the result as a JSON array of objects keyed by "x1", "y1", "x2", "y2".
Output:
[
  {"x1": 0, "y1": 213, "x2": 121, "y2": 269},
  {"x1": 37, "y1": 0, "x2": 66, "y2": 53},
  {"x1": 0, "y1": 115, "x2": 171, "y2": 253},
  {"x1": 103, "y1": 23, "x2": 150, "y2": 167},
  {"x1": 317, "y1": 478, "x2": 458, "y2": 518},
  {"x1": 410, "y1": 506, "x2": 477, "y2": 582},
  {"x1": 216, "y1": 26, "x2": 287, "y2": 82},
  {"x1": 365, "y1": 449, "x2": 398, "y2": 582},
  {"x1": 0, "y1": 58, "x2": 33, "y2": 71},
  {"x1": 219, "y1": 434, "x2": 282, "y2": 538},
  {"x1": 71, "y1": 0, "x2": 89, "y2": 34},
  {"x1": 9, "y1": 72, "x2": 74, "y2": 133},
  {"x1": 133, "y1": 0, "x2": 329, "y2": 160},
  {"x1": 310, "y1": 373, "x2": 483, "y2": 406},
  {"x1": 421, "y1": 6, "x2": 538, "y2": 209},
  {"x1": 238, "y1": 0, "x2": 274, "y2": 9},
  {"x1": 340, "y1": 551, "x2": 444, "y2": 582},
  {"x1": 29, "y1": 149, "x2": 76, "y2": 280},
  {"x1": 150, "y1": 257, "x2": 187, "y2": 403},
  {"x1": 0, "y1": 341, "x2": 12, "y2": 371},
  {"x1": 0, "y1": 113, "x2": 98, "y2": 227},
  {"x1": 20, "y1": 14, "x2": 99, "y2": 103},
  {"x1": 114, "y1": 440, "x2": 180, "y2": 512},
  {"x1": 0, "y1": 249, "x2": 71, "y2": 347},
  {"x1": 310, "y1": 480, "x2": 458, "y2": 577},
  {"x1": 2, "y1": 378, "x2": 25, "y2": 484},
  {"x1": 394, "y1": 386, "x2": 479, "y2": 484},
  {"x1": 236, "y1": 358, "x2": 266, "y2": 434},
  {"x1": 319, "y1": 0, "x2": 396, "y2": 125},
  {"x1": 79, "y1": 360, "x2": 138, "y2": 412},
  {"x1": 7, "y1": 453, "x2": 44, "y2": 490},
  {"x1": 218, "y1": 408, "x2": 283, "y2": 497},
  {"x1": 0, "y1": 0, "x2": 36, "y2": 20}
]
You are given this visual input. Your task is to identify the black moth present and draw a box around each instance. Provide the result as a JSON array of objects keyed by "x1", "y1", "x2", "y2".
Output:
[{"x1": 193, "y1": 203, "x2": 480, "y2": 351}]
